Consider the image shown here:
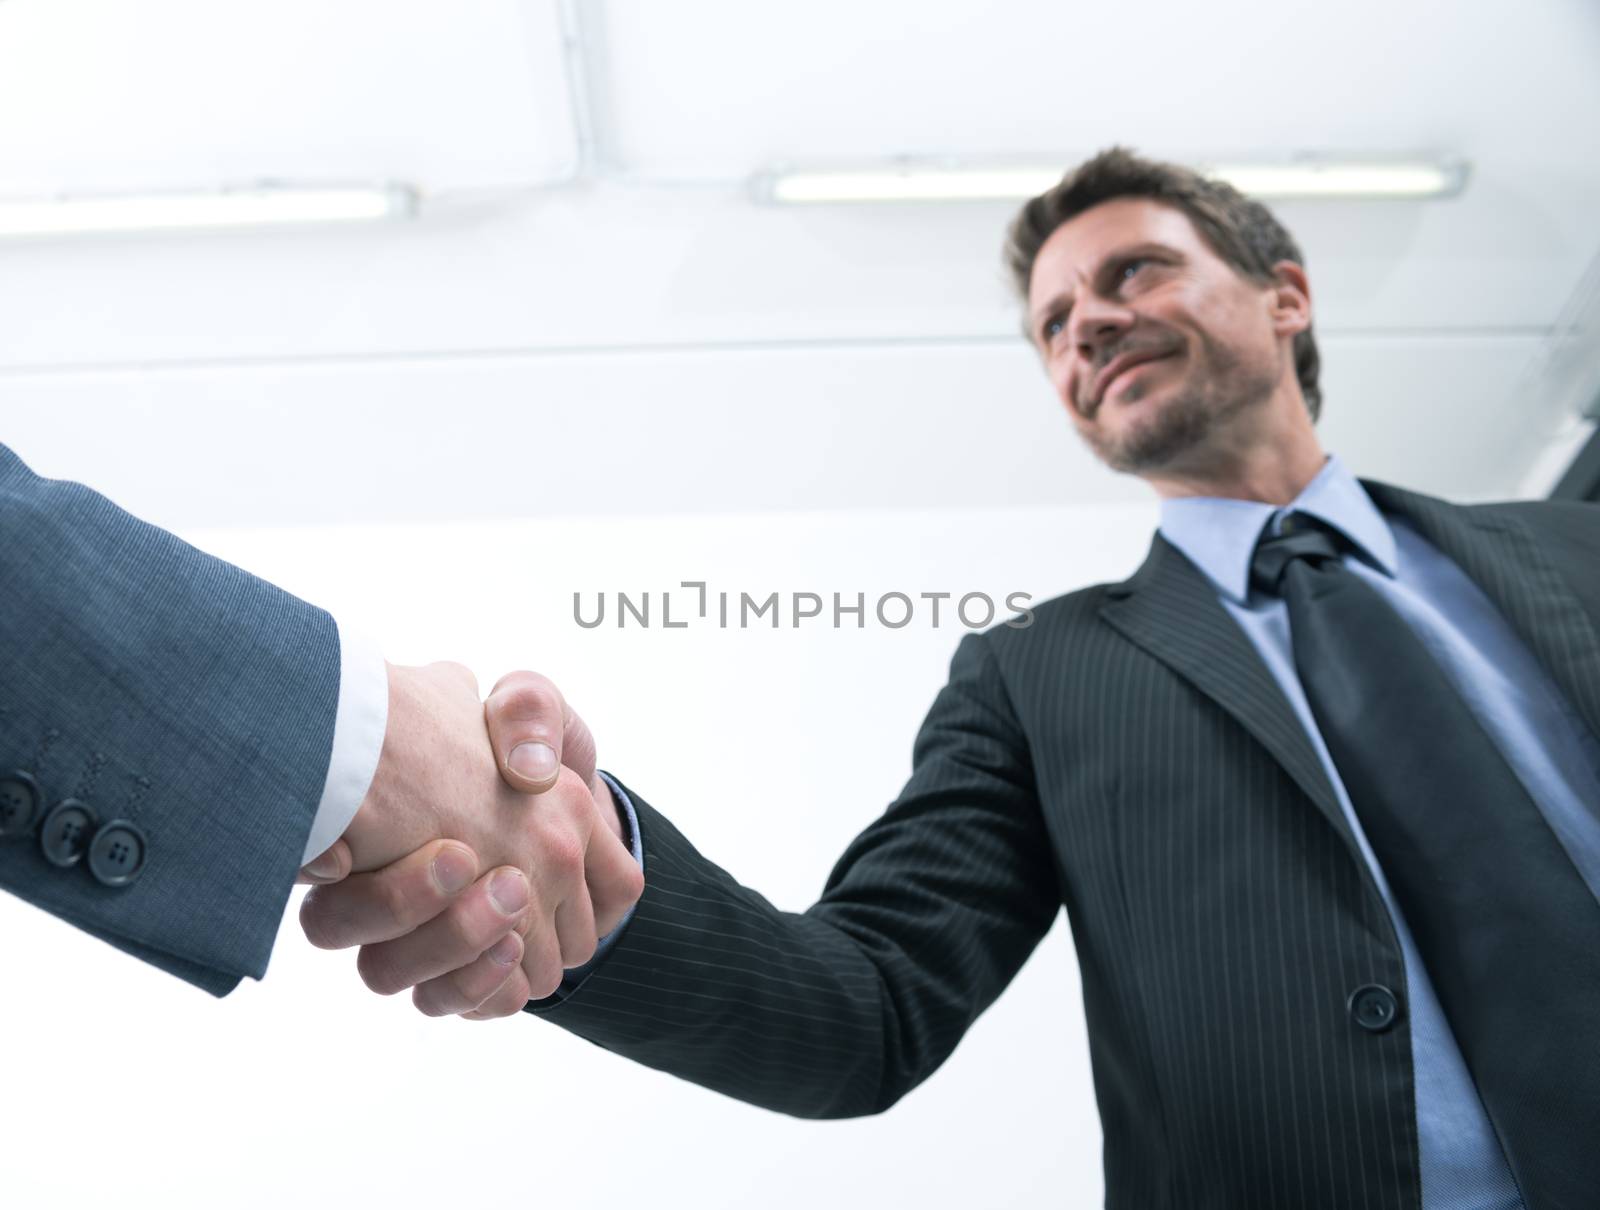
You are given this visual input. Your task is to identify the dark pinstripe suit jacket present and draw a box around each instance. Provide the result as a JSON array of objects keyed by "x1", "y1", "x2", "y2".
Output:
[{"x1": 528, "y1": 480, "x2": 1600, "y2": 1209}]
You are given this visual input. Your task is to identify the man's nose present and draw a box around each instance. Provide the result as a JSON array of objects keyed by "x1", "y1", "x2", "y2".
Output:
[{"x1": 1070, "y1": 294, "x2": 1134, "y2": 361}]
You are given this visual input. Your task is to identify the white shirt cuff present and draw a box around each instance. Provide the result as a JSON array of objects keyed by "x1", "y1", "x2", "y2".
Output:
[{"x1": 301, "y1": 619, "x2": 388, "y2": 865}]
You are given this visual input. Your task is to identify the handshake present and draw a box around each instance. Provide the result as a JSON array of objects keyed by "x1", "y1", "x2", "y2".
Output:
[{"x1": 294, "y1": 662, "x2": 644, "y2": 1020}]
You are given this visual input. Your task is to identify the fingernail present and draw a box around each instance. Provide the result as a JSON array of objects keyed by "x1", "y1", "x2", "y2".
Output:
[
  {"x1": 303, "y1": 849, "x2": 341, "y2": 880},
  {"x1": 431, "y1": 848, "x2": 475, "y2": 895},
  {"x1": 487, "y1": 935, "x2": 520, "y2": 965},
  {"x1": 490, "y1": 870, "x2": 530, "y2": 915},
  {"x1": 508, "y1": 742, "x2": 558, "y2": 783}
]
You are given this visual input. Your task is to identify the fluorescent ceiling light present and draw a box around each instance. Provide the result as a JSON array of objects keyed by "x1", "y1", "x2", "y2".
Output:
[
  {"x1": 759, "y1": 158, "x2": 1467, "y2": 204},
  {"x1": 0, "y1": 184, "x2": 419, "y2": 238}
]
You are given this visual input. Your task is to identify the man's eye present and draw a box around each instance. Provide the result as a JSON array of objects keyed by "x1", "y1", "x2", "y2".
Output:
[
  {"x1": 1045, "y1": 316, "x2": 1065, "y2": 339},
  {"x1": 1120, "y1": 256, "x2": 1158, "y2": 281}
]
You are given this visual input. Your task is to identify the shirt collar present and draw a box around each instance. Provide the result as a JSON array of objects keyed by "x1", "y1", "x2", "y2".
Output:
[{"x1": 1156, "y1": 452, "x2": 1398, "y2": 605}]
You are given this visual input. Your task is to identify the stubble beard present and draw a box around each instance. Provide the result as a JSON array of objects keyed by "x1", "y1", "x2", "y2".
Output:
[{"x1": 1085, "y1": 342, "x2": 1279, "y2": 477}]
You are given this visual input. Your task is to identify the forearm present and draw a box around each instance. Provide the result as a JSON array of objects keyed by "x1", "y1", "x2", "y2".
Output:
[
  {"x1": 523, "y1": 634, "x2": 1060, "y2": 1116},
  {"x1": 0, "y1": 443, "x2": 340, "y2": 993},
  {"x1": 525, "y1": 781, "x2": 895, "y2": 1119}
]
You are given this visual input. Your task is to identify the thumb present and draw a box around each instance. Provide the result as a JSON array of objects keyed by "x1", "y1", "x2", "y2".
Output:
[{"x1": 485, "y1": 670, "x2": 598, "y2": 793}]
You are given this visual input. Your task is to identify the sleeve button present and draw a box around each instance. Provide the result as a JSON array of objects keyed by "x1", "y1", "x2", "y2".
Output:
[
  {"x1": 0, "y1": 771, "x2": 43, "y2": 838},
  {"x1": 39, "y1": 799, "x2": 100, "y2": 868},
  {"x1": 87, "y1": 820, "x2": 148, "y2": 888}
]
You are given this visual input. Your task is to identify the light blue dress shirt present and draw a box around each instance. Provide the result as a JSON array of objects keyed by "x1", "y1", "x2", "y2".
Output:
[{"x1": 1160, "y1": 452, "x2": 1600, "y2": 1210}]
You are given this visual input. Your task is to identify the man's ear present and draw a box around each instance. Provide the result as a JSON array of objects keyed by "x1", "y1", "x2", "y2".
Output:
[{"x1": 1267, "y1": 259, "x2": 1313, "y2": 338}]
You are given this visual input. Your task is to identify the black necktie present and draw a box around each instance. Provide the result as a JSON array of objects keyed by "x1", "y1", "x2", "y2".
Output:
[{"x1": 1250, "y1": 511, "x2": 1600, "y2": 1210}]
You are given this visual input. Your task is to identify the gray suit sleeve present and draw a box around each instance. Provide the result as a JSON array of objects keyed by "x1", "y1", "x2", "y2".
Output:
[{"x1": 0, "y1": 443, "x2": 341, "y2": 995}]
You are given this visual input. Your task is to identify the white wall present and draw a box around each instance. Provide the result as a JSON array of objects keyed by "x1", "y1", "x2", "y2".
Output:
[{"x1": 6, "y1": 501, "x2": 1160, "y2": 1210}]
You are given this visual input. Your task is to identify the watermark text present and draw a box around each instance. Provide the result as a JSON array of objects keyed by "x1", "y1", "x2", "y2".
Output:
[{"x1": 573, "y1": 582, "x2": 1034, "y2": 631}]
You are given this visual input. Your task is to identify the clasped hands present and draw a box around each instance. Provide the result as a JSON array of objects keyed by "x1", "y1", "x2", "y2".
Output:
[{"x1": 296, "y1": 662, "x2": 643, "y2": 1019}]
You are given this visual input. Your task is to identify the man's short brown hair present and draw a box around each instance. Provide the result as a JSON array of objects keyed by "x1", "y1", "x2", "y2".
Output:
[{"x1": 1004, "y1": 146, "x2": 1322, "y2": 421}]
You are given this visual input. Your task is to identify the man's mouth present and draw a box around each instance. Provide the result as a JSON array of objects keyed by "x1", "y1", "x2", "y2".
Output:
[{"x1": 1092, "y1": 351, "x2": 1174, "y2": 410}]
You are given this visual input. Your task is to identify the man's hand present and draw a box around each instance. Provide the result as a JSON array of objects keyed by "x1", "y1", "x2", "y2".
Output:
[{"x1": 298, "y1": 663, "x2": 642, "y2": 1017}]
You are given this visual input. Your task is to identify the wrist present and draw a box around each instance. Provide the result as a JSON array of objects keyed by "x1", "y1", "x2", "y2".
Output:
[{"x1": 341, "y1": 661, "x2": 428, "y2": 871}]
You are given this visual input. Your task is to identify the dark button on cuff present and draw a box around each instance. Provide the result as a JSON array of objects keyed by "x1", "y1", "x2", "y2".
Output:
[
  {"x1": 0, "y1": 771, "x2": 43, "y2": 838},
  {"x1": 87, "y1": 820, "x2": 147, "y2": 887},
  {"x1": 1349, "y1": 984, "x2": 1401, "y2": 1034},
  {"x1": 39, "y1": 799, "x2": 99, "y2": 868}
]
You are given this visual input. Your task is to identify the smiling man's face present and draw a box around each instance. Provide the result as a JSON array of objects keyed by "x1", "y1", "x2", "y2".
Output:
[{"x1": 1027, "y1": 196, "x2": 1296, "y2": 479}]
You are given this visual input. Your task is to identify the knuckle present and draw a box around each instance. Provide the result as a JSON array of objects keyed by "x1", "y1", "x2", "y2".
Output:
[
  {"x1": 374, "y1": 870, "x2": 423, "y2": 928},
  {"x1": 416, "y1": 961, "x2": 497, "y2": 1018},
  {"x1": 461, "y1": 960, "x2": 511, "y2": 1010},
  {"x1": 551, "y1": 765, "x2": 589, "y2": 797},
  {"x1": 537, "y1": 829, "x2": 585, "y2": 881},
  {"x1": 442, "y1": 900, "x2": 497, "y2": 957},
  {"x1": 495, "y1": 681, "x2": 560, "y2": 726},
  {"x1": 619, "y1": 859, "x2": 646, "y2": 904}
]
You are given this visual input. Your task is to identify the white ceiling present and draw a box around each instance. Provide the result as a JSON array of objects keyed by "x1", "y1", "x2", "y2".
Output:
[
  {"x1": 0, "y1": 0, "x2": 577, "y2": 192},
  {"x1": 0, "y1": 0, "x2": 1596, "y2": 525},
  {"x1": 601, "y1": 0, "x2": 1600, "y2": 184}
]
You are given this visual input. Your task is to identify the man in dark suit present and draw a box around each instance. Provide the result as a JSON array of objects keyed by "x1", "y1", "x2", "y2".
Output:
[{"x1": 309, "y1": 147, "x2": 1600, "y2": 1209}]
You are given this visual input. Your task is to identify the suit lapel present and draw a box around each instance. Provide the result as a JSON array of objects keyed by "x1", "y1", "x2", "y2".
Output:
[
  {"x1": 1098, "y1": 477, "x2": 1600, "y2": 844},
  {"x1": 1098, "y1": 532, "x2": 1351, "y2": 840},
  {"x1": 1360, "y1": 477, "x2": 1600, "y2": 742}
]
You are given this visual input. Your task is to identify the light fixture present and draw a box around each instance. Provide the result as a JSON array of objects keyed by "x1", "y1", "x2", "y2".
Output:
[
  {"x1": 0, "y1": 183, "x2": 419, "y2": 238},
  {"x1": 755, "y1": 157, "x2": 1468, "y2": 205}
]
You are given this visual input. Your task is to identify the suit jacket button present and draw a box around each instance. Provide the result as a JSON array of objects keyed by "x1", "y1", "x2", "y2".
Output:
[
  {"x1": 39, "y1": 799, "x2": 99, "y2": 868},
  {"x1": 1348, "y1": 984, "x2": 1400, "y2": 1033},
  {"x1": 0, "y1": 771, "x2": 43, "y2": 838},
  {"x1": 87, "y1": 820, "x2": 148, "y2": 887}
]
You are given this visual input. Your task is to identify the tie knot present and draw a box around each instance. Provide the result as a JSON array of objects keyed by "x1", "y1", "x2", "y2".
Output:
[{"x1": 1249, "y1": 511, "x2": 1347, "y2": 596}]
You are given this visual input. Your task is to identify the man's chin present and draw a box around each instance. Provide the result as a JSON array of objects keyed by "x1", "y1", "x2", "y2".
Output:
[{"x1": 1097, "y1": 403, "x2": 1215, "y2": 475}]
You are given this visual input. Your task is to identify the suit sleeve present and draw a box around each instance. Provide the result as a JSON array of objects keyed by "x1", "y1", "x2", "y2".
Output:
[
  {"x1": 0, "y1": 443, "x2": 341, "y2": 995},
  {"x1": 524, "y1": 630, "x2": 1061, "y2": 1119}
]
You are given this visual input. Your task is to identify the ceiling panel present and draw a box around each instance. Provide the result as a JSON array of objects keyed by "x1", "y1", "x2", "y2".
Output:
[
  {"x1": 600, "y1": 0, "x2": 1600, "y2": 176},
  {"x1": 0, "y1": 0, "x2": 576, "y2": 193}
]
